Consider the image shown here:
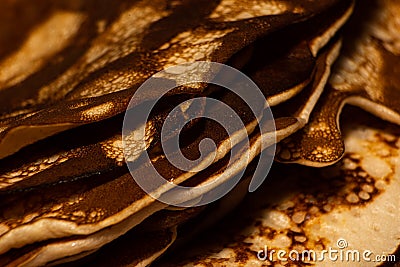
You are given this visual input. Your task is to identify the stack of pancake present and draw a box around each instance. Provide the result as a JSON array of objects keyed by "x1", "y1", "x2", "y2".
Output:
[{"x1": 0, "y1": 0, "x2": 399, "y2": 266}]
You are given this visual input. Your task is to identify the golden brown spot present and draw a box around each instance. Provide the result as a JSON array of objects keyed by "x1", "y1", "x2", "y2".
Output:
[
  {"x1": 0, "y1": 11, "x2": 84, "y2": 89},
  {"x1": 81, "y1": 102, "x2": 114, "y2": 120},
  {"x1": 209, "y1": 0, "x2": 292, "y2": 21}
]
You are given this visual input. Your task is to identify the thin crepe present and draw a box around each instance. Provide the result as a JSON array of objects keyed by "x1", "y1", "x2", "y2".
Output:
[
  {"x1": 0, "y1": 0, "x2": 346, "y2": 158},
  {"x1": 158, "y1": 108, "x2": 400, "y2": 267},
  {"x1": 277, "y1": 0, "x2": 400, "y2": 166}
]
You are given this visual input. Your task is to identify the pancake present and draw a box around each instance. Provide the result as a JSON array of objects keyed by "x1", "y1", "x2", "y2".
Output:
[
  {"x1": 0, "y1": 11, "x2": 347, "y2": 261},
  {"x1": 0, "y1": 95, "x2": 201, "y2": 192},
  {"x1": 48, "y1": 41, "x2": 350, "y2": 265},
  {"x1": 1, "y1": 227, "x2": 178, "y2": 267},
  {"x1": 0, "y1": 0, "x2": 347, "y2": 159},
  {"x1": 0, "y1": 154, "x2": 257, "y2": 266},
  {"x1": 277, "y1": 0, "x2": 400, "y2": 166},
  {"x1": 246, "y1": 0, "x2": 353, "y2": 106},
  {"x1": 76, "y1": 168, "x2": 256, "y2": 267},
  {"x1": 3, "y1": 1, "x2": 395, "y2": 266},
  {"x1": 0, "y1": 0, "x2": 352, "y2": 255},
  {"x1": 0, "y1": 95, "x2": 204, "y2": 192},
  {"x1": 272, "y1": 38, "x2": 341, "y2": 141},
  {"x1": 0, "y1": 88, "x2": 262, "y2": 253},
  {"x1": 157, "y1": 108, "x2": 400, "y2": 267}
]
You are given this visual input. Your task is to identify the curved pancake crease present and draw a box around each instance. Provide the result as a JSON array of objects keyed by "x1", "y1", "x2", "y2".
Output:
[{"x1": 277, "y1": 0, "x2": 400, "y2": 166}]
